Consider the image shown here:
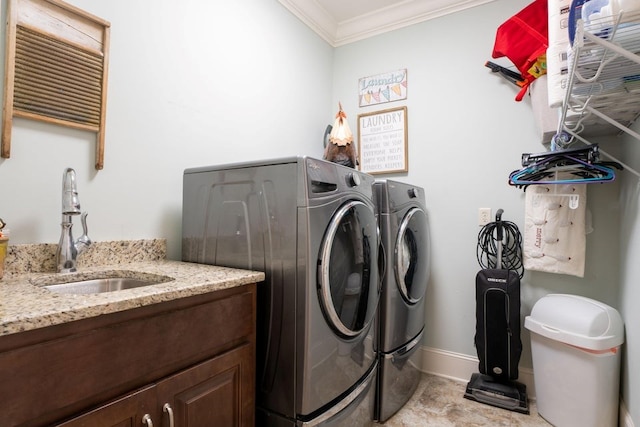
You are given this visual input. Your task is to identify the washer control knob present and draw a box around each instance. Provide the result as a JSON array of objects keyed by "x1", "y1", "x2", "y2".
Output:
[
  {"x1": 347, "y1": 172, "x2": 361, "y2": 187},
  {"x1": 408, "y1": 188, "x2": 418, "y2": 198}
]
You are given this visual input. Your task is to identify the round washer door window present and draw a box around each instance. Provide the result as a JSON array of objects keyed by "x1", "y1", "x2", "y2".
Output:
[
  {"x1": 318, "y1": 200, "x2": 379, "y2": 338},
  {"x1": 395, "y1": 207, "x2": 430, "y2": 304}
]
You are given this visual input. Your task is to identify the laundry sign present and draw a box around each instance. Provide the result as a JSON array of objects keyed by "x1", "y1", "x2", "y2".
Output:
[
  {"x1": 358, "y1": 69, "x2": 407, "y2": 107},
  {"x1": 358, "y1": 106, "x2": 408, "y2": 174}
]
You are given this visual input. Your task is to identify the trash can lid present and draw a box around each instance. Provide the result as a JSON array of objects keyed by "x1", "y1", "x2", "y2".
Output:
[{"x1": 524, "y1": 294, "x2": 624, "y2": 350}]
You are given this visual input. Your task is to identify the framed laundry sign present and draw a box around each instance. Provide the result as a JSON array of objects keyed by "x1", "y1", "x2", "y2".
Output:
[
  {"x1": 357, "y1": 106, "x2": 408, "y2": 175},
  {"x1": 358, "y1": 69, "x2": 407, "y2": 107}
]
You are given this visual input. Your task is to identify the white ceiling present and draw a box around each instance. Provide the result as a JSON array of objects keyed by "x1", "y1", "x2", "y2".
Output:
[{"x1": 278, "y1": 0, "x2": 497, "y2": 46}]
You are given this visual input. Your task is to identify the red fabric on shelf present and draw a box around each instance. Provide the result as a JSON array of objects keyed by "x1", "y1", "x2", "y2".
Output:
[{"x1": 492, "y1": 0, "x2": 548, "y2": 101}]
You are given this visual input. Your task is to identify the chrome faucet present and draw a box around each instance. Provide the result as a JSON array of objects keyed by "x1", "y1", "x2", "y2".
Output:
[{"x1": 56, "y1": 168, "x2": 92, "y2": 273}]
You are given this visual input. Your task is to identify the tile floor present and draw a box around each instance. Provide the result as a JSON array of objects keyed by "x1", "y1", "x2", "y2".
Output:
[{"x1": 382, "y1": 374, "x2": 551, "y2": 426}]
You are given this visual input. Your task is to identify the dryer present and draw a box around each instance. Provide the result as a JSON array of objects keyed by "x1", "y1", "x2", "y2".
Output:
[
  {"x1": 182, "y1": 157, "x2": 380, "y2": 426},
  {"x1": 373, "y1": 179, "x2": 431, "y2": 422}
]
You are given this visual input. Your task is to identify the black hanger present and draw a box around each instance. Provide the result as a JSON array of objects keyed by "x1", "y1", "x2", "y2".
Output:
[{"x1": 509, "y1": 144, "x2": 621, "y2": 189}]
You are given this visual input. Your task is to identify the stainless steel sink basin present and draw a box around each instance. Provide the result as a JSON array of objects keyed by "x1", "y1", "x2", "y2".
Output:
[{"x1": 34, "y1": 271, "x2": 174, "y2": 295}]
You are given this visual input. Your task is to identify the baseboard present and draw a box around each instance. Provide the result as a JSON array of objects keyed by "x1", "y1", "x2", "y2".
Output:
[
  {"x1": 419, "y1": 345, "x2": 635, "y2": 426},
  {"x1": 419, "y1": 345, "x2": 535, "y2": 399}
]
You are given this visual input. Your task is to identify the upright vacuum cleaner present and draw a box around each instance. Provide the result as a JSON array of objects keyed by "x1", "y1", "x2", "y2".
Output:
[{"x1": 464, "y1": 209, "x2": 529, "y2": 414}]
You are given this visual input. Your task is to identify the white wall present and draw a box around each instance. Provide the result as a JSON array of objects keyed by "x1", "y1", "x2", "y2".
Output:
[
  {"x1": 334, "y1": 0, "x2": 640, "y2": 420},
  {"x1": 0, "y1": 0, "x2": 333, "y2": 260},
  {"x1": 0, "y1": 0, "x2": 636, "y2": 422},
  {"x1": 620, "y1": 119, "x2": 640, "y2": 424},
  {"x1": 332, "y1": 0, "x2": 632, "y2": 413}
]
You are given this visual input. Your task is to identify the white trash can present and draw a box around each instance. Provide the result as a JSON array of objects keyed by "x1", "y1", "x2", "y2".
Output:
[{"x1": 524, "y1": 294, "x2": 624, "y2": 427}]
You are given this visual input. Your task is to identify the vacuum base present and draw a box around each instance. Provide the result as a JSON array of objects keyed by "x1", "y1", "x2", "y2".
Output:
[{"x1": 464, "y1": 373, "x2": 529, "y2": 414}]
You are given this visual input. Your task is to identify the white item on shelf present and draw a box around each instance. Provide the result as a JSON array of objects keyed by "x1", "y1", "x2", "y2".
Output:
[
  {"x1": 582, "y1": 0, "x2": 610, "y2": 24},
  {"x1": 529, "y1": 75, "x2": 562, "y2": 144},
  {"x1": 611, "y1": 0, "x2": 640, "y2": 19},
  {"x1": 547, "y1": 44, "x2": 570, "y2": 108},
  {"x1": 549, "y1": 0, "x2": 572, "y2": 47}
]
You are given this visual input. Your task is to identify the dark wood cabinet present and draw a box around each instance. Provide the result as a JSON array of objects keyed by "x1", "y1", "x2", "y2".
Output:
[
  {"x1": 0, "y1": 283, "x2": 256, "y2": 427},
  {"x1": 55, "y1": 386, "x2": 155, "y2": 427},
  {"x1": 156, "y1": 343, "x2": 253, "y2": 427},
  {"x1": 58, "y1": 343, "x2": 253, "y2": 427}
]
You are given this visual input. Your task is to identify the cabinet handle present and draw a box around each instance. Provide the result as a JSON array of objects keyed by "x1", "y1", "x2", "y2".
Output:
[
  {"x1": 163, "y1": 403, "x2": 175, "y2": 427},
  {"x1": 142, "y1": 414, "x2": 154, "y2": 426}
]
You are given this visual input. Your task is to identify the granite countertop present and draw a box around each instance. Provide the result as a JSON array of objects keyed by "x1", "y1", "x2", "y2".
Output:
[{"x1": 0, "y1": 240, "x2": 265, "y2": 337}]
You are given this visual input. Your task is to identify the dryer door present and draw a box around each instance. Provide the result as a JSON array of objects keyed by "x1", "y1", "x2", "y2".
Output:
[
  {"x1": 319, "y1": 200, "x2": 379, "y2": 338},
  {"x1": 395, "y1": 207, "x2": 430, "y2": 304}
]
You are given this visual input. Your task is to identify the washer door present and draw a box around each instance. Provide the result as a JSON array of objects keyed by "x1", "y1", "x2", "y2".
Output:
[
  {"x1": 319, "y1": 200, "x2": 379, "y2": 338},
  {"x1": 395, "y1": 207, "x2": 430, "y2": 304}
]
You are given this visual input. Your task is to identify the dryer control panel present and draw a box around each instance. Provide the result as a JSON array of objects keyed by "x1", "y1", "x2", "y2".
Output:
[{"x1": 305, "y1": 158, "x2": 373, "y2": 199}]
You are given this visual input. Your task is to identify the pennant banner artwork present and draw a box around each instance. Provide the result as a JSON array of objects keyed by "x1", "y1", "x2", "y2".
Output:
[{"x1": 359, "y1": 69, "x2": 407, "y2": 107}]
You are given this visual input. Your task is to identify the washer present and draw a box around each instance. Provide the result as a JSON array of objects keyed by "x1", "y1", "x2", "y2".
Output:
[
  {"x1": 373, "y1": 179, "x2": 431, "y2": 422},
  {"x1": 182, "y1": 156, "x2": 380, "y2": 426}
]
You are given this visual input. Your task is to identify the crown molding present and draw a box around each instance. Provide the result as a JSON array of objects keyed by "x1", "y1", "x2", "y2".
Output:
[
  {"x1": 278, "y1": 0, "x2": 337, "y2": 45},
  {"x1": 279, "y1": 0, "x2": 497, "y2": 47}
]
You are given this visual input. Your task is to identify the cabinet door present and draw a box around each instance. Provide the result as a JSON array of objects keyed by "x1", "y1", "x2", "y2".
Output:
[
  {"x1": 156, "y1": 343, "x2": 255, "y2": 427},
  {"x1": 55, "y1": 385, "x2": 156, "y2": 427}
]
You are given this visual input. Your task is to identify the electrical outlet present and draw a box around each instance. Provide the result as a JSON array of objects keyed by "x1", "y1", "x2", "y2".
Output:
[{"x1": 478, "y1": 208, "x2": 492, "y2": 226}]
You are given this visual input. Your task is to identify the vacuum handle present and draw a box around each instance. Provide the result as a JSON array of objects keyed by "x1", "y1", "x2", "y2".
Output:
[{"x1": 495, "y1": 209, "x2": 504, "y2": 241}]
